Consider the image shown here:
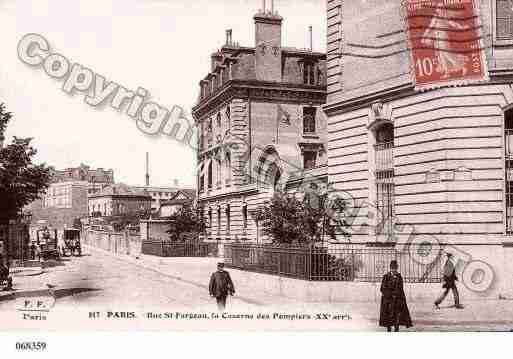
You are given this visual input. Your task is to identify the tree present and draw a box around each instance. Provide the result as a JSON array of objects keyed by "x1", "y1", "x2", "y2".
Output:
[
  {"x1": 0, "y1": 104, "x2": 51, "y2": 224},
  {"x1": 255, "y1": 188, "x2": 351, "y2": 246},
  {"x1": 166, "y1": 205, "x2": 206, "y2": 242}
]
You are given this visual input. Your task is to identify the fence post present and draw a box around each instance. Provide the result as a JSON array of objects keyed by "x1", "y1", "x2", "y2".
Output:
[{"x1": 307, "y1": 246, "x2": 312, "y2": 281}]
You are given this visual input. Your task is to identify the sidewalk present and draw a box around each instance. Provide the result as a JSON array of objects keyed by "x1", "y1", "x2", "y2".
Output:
[
  {"x1": 84, "y1": 245, "x2": 298, "y2": 307},
  {"x1": 84, "y1": 245, "x2": 513, "y2": 331},
  {"x1": 9, "y1": 266, "x2": 44, "y2": 277}
]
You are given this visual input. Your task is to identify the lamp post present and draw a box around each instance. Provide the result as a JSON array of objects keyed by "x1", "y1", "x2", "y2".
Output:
[{"x1": 22, "y1": 211, "x2": 32, "y2": 264}]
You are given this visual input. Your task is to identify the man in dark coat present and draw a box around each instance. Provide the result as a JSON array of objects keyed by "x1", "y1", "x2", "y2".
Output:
[
  {"x1": 435, "y1": 252, "x2": 463, "y2": 309},
  {"x1": 209, "y1": 262, "x2": 235, "y2": 311},
  {"x1": 379, "y1": 260, "x2": 412, "y2": 332},
  {"x1": 0, "y1": 255, "x2": 13, "y2": 290}
]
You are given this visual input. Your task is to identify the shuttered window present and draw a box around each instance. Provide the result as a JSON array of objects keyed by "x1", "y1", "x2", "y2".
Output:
[{"x1": 497, "y1": 0, "x2": 513, "y2": 40}]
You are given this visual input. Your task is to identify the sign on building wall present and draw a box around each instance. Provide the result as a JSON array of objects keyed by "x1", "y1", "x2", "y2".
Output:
[{"x1": 405, "y1": 0, "x2": 488, "y2": 90}]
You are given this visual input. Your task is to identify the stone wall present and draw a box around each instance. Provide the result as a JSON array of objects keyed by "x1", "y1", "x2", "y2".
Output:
[{"x1": 83, "y1": 229, "x2": 141, "y2": 257}]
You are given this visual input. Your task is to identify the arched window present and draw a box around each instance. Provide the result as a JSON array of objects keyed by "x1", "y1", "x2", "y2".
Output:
[
  {"x1": 264, "y1": 162, "x2": 282, "y2": 193},
  {"x1": 374, "y1": 122, "x2": 394, "y2": 239}
]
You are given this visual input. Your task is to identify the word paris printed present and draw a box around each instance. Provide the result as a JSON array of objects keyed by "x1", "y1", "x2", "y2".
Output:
[{"x1": 2, "y1": 0, "x2": 513, "y2": 336}]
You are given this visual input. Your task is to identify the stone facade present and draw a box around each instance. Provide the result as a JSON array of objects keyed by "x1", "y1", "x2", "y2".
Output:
[
  {"x1": 324, "y1": 0, "x2": 513, "y2": 296},
  {"x1": 193, "y1": 7, "x2": 328, "y2": 245}
]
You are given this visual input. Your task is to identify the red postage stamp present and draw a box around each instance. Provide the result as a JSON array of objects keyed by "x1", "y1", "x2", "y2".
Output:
[{"x1": 405, "y1": 0, "x2": 488, "y2": 90}]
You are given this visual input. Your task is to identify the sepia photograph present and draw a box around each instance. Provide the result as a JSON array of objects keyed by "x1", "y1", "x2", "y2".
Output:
[{"x1": 0, "y1": 0, "x2": 512, "y2": 355}]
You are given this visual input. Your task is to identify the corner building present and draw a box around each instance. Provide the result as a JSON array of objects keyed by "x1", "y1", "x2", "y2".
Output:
[
  {"x1": 193, "y1": 7, "x2": 327, "y2": 251},
  {"x1": 324, "y1": 0, "x2": 513, "y2": 296}
]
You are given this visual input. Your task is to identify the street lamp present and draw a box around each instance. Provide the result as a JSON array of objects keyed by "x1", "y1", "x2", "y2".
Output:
[{"x1": 22, "y1": 211, "x2": 33, "y2": 263}]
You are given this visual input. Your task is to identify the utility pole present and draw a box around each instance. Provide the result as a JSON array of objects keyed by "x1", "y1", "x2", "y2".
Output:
[{"x1": 145, "y1": 152, "x2": 150, "y2": 187}]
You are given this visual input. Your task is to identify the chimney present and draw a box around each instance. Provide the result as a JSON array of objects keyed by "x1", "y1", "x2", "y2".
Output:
[
  {"x1": 309, "y1": 26, "x2": 313, "y2": 51},
  {"x1": 254, "y1": 2, "x2": 283, "y2": 82},
  {"x1": 211, "y1": 51, "x2": 223, "y2": 72},
  {"x1": 145, "y1": 152, "x2": 150, "y2": 187},
  {"x1": 226, "y1": 29, "x2": 233, "y2": 45}
]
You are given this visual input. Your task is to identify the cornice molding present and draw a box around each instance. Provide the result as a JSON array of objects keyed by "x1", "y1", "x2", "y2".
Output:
[
  {"x1": 193, "y1": 80, "x2": 326, "y2": 120},
  {"x1": 323, "y1": 72, "x2": 513, "y2": 117}
]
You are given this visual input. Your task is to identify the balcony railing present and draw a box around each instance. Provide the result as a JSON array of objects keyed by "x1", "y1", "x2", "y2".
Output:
[{"x1": 375, "y1": 141, "x2": 394, "y2": 171}]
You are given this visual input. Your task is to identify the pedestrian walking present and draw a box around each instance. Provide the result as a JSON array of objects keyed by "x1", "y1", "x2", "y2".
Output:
[
  {"x1": 209, "y1": 262, "x2": 235, "y2": 311},
  {"x1": 435, "y1": 252, "x2": 463, "y2": 309},
  {"x1": 379, "y1": 260, "x2": 413, "y2": 332}
]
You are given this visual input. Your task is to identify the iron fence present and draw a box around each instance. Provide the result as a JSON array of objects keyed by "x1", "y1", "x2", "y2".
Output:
[
  {"x1": 224, "y1": 243, "x2": 443, "y2": 283},
  {"x1": 141, "y1": 240, "x2": 218, "y2": 258}
]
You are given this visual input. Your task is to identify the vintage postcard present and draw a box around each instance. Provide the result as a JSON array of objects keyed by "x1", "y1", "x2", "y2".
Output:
[{"x1": 1, "y1": 0, "x2": 513, "y2": 346}]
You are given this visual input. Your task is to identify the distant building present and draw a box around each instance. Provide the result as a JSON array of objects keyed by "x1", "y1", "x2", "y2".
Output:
[
  {"x1": 158, "y1": 190, "x2": 196, "y2": 218},
  {"x1": 132, "y1": 185, "x2": 195, "y2": 212},
  {"x1": 27, "y1": 181, "x2": 89, "y2": 230},
  {"x1": 26, "y1": 165, "x2": 115, "y2": 230},
  {"x1": 49, "y1": 163, "x2": 114, "y2": 195},
  {"x1": 88, "y1": 184, "x2": 152, "y2": 217}
]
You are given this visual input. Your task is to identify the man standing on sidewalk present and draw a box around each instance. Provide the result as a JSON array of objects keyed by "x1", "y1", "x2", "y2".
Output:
[
  {"x1": 435, "y1": 252, "x2": 463, "y2": 309},
  {"x1": 209, "y1": 262, "x2": 235, "y2": 311}
]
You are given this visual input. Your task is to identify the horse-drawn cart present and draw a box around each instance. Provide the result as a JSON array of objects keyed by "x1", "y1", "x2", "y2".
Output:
[
  {"x1": 36, "y1": 228, "x2": 60, "y2": 260},
  {"x1": 60, "y1": 228, "x2": 81, "y2": 257}
]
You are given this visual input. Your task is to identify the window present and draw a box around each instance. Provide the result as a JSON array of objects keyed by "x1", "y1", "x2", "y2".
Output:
[
  {"x1": 505, "y1": 108, "x2": 513, "y2": 233},
  {"x1": 216, "y1": 113, "x2": 221, "y2": 128},
  {"x1": 303, "y1": 62, "x2": 316, "y2": 85},
  {"x1": 207, "y1": 161, "x2": 213, "y2": 189},
  {"x1": 303, "y1": 151, "x2": 317, "y2": 169},
  {"x1": 208, "y1": 208, "x2": 213, "y2": 233},
  {"x1": 225, "y1": 152, "x2": 232, "y2": 185},
  {"x1": 497, "y1": 0, "x2": 513, "y2": 40},
  {"x1": 303, "y1": 107, "x2": 317, "y2": 134},
  {"x1": 374, "y1": 123, "x2": 394, "y2": 239},
  {"x1": 216, "y1": 158, "x2": 222, "y2": 188},
  {"x1": 217, "y1": 206, "x2": 221, "y2": 235},
  {"x1": 226, "y1": 204, "x2": 231, "y2": 234},
  {"x1": 242, "y1": 204, "x2": 248, "y2": 231},
  {"x1": 226, "y1": 106, "x2": 231, "y2": 130}
]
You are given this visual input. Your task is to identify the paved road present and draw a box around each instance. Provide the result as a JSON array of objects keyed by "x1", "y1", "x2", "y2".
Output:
[
  {"x1": 1, "y1": 248, "x2": 512, "y2": 332},
  {"x1": 1, "y1": 249, "x2": 243, "y2": 311}
]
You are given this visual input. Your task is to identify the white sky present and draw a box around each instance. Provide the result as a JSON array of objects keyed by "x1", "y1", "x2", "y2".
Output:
[{"x1": 0, "y1": 0, "x2": 326, "y2": 188}]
